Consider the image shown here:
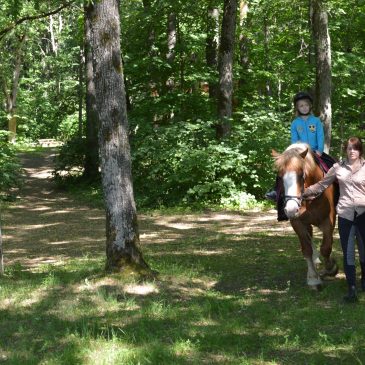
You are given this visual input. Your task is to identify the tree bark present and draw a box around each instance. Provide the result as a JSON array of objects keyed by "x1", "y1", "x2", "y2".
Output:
[
  {"x1": 88, "y1": 0, "x2": 148, "y2": 272},
  {"x1": 166, "y1": 12, "x2": 177, "y2": 63},
  {"x1": 216, "y1": 0, "x2": 237, "y2": 139},
  {"x1": 83, "y1": 4, "x2": 100, "y2": 179},
  {"x1": 166, "y1": 12, "x2": 177, "y2": 91},
  {"x1": 206, "y1": 4, "x2": 219, "y2": 99},
  {"x1": 312, "y1": 0, "x2": 332, "y2": 153},
  {"x1": 2, "y1": 34, "x2": 26, "y2": 143},
  {"x1": 0, "y1": 221, "x2": 3, "y2": 275},
  {"x1": 238, "y1": 0, "x2": 249, "y2": 88},
  {"x1": 78, "y1": 43, "x2": 83, "y2": 137}
]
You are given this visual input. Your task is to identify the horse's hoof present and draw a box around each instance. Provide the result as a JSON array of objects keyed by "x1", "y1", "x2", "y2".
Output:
[
  {"x1": 320, "y1": 265, "x2": 339, "y2": 279},
  {"x1": 309, "y1": 283, "x2": 323, "y2": 291}
]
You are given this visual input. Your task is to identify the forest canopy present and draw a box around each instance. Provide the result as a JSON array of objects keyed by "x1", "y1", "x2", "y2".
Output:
[{"x1": 1, "y1": 0, "x2": 365, "y2": 208}]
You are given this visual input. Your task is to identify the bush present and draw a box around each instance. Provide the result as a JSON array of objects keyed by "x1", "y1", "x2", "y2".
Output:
[
  {"x1": 0, "y1": 132, "x2": 23, "y2": 198},
  {"x1": 130, "y1": 109, "x2": 289, "y2": 208},
  {"x1": 53, "y1": 136, "x2": 86, "y2": 183}
]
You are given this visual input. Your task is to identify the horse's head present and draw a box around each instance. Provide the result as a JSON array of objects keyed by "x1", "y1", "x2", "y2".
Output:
[{"x1": 272, "y1": 143, "x2": 315, "y2": 219}]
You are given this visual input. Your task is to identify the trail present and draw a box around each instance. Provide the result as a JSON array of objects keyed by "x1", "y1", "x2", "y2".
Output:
[
  {"x1": 2, "y1": 149, "x2": 105, "y2": 268},
  {"x1": 2, "y1": 149, "x2": 286, "y2": 270}
]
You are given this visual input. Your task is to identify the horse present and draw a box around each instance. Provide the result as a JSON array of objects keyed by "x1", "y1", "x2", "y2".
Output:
[{"x1": 272, "y1": 142, "x2": 338, "y2": 290}]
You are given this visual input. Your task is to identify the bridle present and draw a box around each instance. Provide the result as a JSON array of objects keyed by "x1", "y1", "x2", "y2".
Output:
[
  {"x1": 284, "y1": 171, "x2": 306, "y2": 208},
  {"x1": 284, "y1": 195, "x2": 302, "y2": 208}
]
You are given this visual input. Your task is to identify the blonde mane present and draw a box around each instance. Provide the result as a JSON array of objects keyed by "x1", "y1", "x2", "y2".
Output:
[{"x1": 274, "y1": 143, "x2": 316, "y2": 175}]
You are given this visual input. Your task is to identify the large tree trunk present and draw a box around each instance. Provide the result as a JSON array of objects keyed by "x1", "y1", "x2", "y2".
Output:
[
  {"x1": 216, "y1": 0, "x2": 237, "y2": 139},
  {"x1": 312, "y1": 0, "x2": 332, "y2": 153},
  {"x1": 206, "y1": 3, "x2": 219, "y2": 99},
  {"x1": 83, "y1": 4, "x2": 100, "y2": 179},
  {"x1": 88, "y1": 0, "x2": 148, "y2": 272}
]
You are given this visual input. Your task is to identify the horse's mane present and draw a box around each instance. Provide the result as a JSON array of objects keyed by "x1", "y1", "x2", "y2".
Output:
[{"x1": 274, "y1": 142, "x2": 317, "y2": 175}]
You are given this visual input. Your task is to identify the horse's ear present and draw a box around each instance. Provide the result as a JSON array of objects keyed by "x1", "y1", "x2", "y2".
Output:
[
  {"x1": 271, "y1": 149, "x2": 280, "y2": 158},
  {"x1": 300, "y1": 148, "x2": 308, "y2": 159}
]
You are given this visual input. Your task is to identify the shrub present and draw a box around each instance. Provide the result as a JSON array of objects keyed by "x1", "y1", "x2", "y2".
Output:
[
  {"x1": 53, "y1": 136, "x2": 86, "y2": 183},
  {"x1": 0, "y1": 132, "x2": 23, "y2": 198},
  {"x1": 130, "y1": 109, "x2": 289, "y2": 208}
]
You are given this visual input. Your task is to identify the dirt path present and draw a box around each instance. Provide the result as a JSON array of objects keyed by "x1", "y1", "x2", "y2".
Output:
[{"x1": 2, "y1": 149, "x2": 290, "y2": 269}]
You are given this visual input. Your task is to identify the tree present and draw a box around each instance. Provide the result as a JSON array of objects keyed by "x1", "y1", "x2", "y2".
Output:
[
  {"x1": 216, "y1": 0, "x2": 237, "y2": 139},
  {"x1": 83, "y1": 4, "x2": 99, "y2": 179},
  {"x1": 88, "y1": 0, "x2": 148, "y2": 272},
  {"x1": 312, "y1": 0, "x2": 332, "y2": 152},
  {"x1": 206, "y1": 2, "x2": 219, "y2": 99},
  {"x1": 1, "y1": 33, "x2": 26, "y2": 142}
]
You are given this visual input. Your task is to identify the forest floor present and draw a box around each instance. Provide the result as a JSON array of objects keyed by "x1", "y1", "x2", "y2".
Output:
[
  {"x1": 3, "y1": 149, "x2": 362, "y2": 365},
  {"x1": 2, "y1": 148, "x2": 294, "y2": 270}
]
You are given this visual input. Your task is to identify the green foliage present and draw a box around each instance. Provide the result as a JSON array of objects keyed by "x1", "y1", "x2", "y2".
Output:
[
  {"x1": 0, "y1": 132, "x2": 23, "y2": 197},
  {"x1": 53, "y1": 136, "x2": 86, "y2": 183},
  {"x1": 57, "y1": 112, "x2": 81, "y2": 142},
  {"x1": 2, "y1": 0, "x2": 365, "y2": 209},
  {"x1": 131, "y1": 108, "x2": 288, "y2": 208}
]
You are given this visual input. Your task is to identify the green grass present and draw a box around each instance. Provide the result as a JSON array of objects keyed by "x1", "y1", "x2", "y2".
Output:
[{"x1": 1, "y1": 222, "x2": 365, "y2": 364}]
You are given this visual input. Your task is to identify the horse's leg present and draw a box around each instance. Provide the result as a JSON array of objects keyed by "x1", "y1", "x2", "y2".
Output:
[
  {"x1": 291, "y1": 221, "x2": 323, "y2": 289},
  {"x1": 319, "y1": 219, "x2": 338, "y2": 277},
  {"x1": 307, "y1": 225, "x2": 321, "y2": 265}
]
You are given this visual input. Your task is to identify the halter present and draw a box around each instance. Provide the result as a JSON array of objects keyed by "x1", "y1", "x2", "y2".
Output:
[
  {"x1": 284, "y1": 171, "x2": 306, "y2": 208},
  {"x1": 284, "y1": 195, "x2": 302, "y2": 208}
]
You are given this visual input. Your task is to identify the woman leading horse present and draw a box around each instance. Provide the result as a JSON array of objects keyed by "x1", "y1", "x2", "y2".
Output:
[{"x1": 272, "y1": 142, "x2": 338, "y2": 289}]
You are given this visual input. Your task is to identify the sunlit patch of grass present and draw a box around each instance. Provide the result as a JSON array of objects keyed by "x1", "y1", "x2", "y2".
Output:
[{"x1": 2, "y1": 215, "x2": 365, "y2": 364}]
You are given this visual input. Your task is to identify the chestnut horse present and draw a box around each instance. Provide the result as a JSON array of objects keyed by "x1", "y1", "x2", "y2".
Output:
[{"x1": 272, "y1": 143, "x2": 338, "y2": 289}]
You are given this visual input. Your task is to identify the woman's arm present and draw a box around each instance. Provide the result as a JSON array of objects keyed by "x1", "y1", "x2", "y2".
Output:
[{"x1": 302, "y1": 165, "x2": 337, "y2": 199}]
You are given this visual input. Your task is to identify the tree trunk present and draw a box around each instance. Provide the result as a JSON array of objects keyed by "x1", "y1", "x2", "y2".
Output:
[
  {"x1": 263, "y1": 15, "x2": 271, "y2": 97},
  {"x1": 78, "y1": 43, "x2": 84, "y2": 137},
  {"x1": 166, "y1": 12, "x2": 177, "y2": 92},
  {"x1": 216, "y1": 0, "x2": 237, "y2": 139},
  {"x1": 83, "y1": 4, "x2": 100, "y2": 179},
  {"x1": 312, "y1": 0, "x2": 332, "y2": 153},
  {"x1": 166, "y1": 12, "x2": 177, "y2": 63},
  {"x1": 2, "y1": 34, "x2": 26, "y2": 143},
  {"x1": 238, "y1": 0, "x2": 249, "y2": 88},
  {"x1": 0, "y1": 220, "x2": 3, "y2": 275},
  {"x1": 88, "y1": 0, "x2": 148, "y2": 272},
  {"x1": 206, "y1": 4, "x2": 219, "y2": 99}
]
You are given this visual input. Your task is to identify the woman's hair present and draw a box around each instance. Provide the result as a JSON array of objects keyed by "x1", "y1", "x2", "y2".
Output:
[{"x1": 343, "y1": 136, "x2": 363, "y2": 156}]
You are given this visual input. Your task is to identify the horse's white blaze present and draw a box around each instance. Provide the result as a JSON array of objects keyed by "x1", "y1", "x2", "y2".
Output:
[
  {"x1": 283, "y1": 171, "x2": 301, "y2": 218},
  {"x1": 305, "y1": 257, "x2": 322, "y2": 286}
]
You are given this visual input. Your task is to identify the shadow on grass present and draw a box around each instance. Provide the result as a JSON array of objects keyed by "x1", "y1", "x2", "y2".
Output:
[
  {"x1": 2, "y1": 149, "x2": 362, "y2": 364},
  {"x1": 1, "y1": 225, "x2": 364, "y2": 364}
]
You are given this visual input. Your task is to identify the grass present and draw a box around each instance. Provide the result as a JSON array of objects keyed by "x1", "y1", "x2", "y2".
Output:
[{"x1": 1, "y1": 223, "x2": 365, "y2": 365}]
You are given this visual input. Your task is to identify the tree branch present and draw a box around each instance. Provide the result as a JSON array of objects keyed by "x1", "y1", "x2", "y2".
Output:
[{"x1": 0, "y1": 1, "x2": 75, "y2": 41}]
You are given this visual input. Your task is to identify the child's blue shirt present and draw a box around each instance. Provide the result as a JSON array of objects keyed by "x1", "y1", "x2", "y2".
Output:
[{"x1": 290, "y1": 114, "x2": 324, "y2": 153}]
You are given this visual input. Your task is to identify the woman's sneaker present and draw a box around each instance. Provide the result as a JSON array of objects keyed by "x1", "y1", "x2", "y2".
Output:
[{"x1": 343, "y1": 286, "x2": 358, "y2": 303}]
